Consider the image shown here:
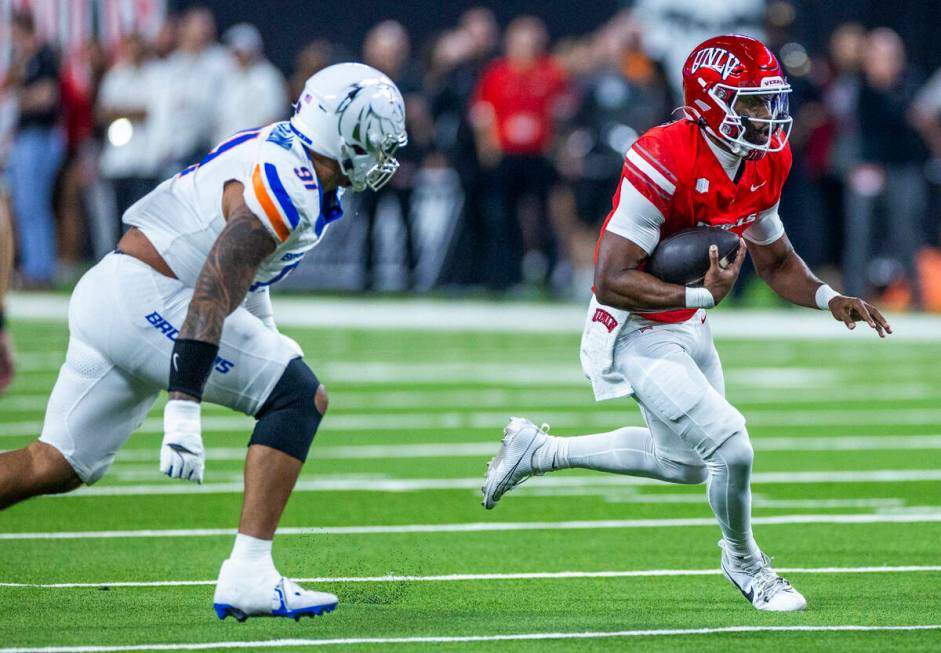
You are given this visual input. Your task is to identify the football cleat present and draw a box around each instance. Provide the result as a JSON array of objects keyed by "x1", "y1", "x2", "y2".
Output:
[
  {"x1": 213, "y1": 559, "x2": 338, "y2": 622},
  {"x1": 719, "y1": 540, "x2": 807, "y2": 611},
  {"x1": 481, "y1": 417, "x2": 550, "y2": 509}
]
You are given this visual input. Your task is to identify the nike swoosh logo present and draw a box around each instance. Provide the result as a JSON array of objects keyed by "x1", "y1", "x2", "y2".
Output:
[
  {"x1": 172, "y1": 353, "x2": 179, "y2": 372},
  {"x1": 750, "y1": 182, "x2": 767, "y2": 192}
]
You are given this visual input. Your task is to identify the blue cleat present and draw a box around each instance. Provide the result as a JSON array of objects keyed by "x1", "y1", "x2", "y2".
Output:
[{"x1": 213, "y1": 560, "x2": 339, "y2": 622}]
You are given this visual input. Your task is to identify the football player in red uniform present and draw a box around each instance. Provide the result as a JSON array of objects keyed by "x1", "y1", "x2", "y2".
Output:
[{"x1": 482, "y1": 35, "x2": 892, "y2": 612}]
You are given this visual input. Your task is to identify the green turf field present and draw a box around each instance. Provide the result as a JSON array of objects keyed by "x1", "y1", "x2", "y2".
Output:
[{"x1": 1, "y1": 308, "x2": 940, "y2": 652}]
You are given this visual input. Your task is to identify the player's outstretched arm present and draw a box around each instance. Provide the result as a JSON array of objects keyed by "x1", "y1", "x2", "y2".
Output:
[
  {"x1": 747, "y1": 235, "x2": 892, "y2": 337},
  {"x1": 160, "y1": 182, "x2": 277, "y2": 483}
]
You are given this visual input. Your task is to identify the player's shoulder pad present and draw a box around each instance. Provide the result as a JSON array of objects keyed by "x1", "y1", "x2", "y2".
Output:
[
  {"x1": 622, "y1": 121, "x2": 691, "y2": 212},
  {"x1": 244, "y1": 130, "x2": 320, "y2": 243}
]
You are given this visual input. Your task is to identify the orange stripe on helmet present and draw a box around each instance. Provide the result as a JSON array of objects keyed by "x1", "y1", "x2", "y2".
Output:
[{"x1": 251, "y1": 164, "x2": 291, "y2": 241}]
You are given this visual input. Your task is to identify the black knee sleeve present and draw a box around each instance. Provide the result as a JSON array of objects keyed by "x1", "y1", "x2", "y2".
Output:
[{"x1": 250, "y1": 358, "x2": 323, "y2": 462}]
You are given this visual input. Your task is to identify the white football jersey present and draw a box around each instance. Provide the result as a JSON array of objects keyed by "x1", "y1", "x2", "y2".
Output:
[{"x1": 124, "y1": 121, "x2": 344, "y2": 291}]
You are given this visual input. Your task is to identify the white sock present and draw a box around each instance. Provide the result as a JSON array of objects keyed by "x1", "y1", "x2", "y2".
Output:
[
  {"x1": 703, "y1": 432, "x2": 761, "y2": 561},
  {"x1": 229, "y1": 533, "x2": 276, "y2": 570},
  {"x1": 532, "y1": 427, "x2": 707, "y2": 485}
]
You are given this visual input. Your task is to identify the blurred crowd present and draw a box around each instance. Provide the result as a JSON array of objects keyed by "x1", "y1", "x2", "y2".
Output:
[{"x1": 1, "y1": 3, "x2": 940, "y2": 309}]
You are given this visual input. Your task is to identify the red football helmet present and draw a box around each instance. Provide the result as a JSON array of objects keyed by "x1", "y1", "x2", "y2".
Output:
[{"x1": 682, "y1": 34, "x2": 792, "y2": 160}]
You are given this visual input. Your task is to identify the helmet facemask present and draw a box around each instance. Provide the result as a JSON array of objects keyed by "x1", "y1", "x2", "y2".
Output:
[
  {"x1": 339, "y1": 130, "x2": 407, "y2": 192},
  {"x1": 708, "y1": 82, "x2": 792, "y2": 160}
]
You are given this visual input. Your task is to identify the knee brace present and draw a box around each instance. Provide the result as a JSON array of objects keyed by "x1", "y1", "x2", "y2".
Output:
[{"x1": 249, "y1": 358, "x2": 324, "y2": 462}]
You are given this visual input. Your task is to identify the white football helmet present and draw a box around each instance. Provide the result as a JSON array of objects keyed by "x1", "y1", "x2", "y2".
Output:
[{"x1": 290, "y1": 63, "x2": 407, "y2": 192}]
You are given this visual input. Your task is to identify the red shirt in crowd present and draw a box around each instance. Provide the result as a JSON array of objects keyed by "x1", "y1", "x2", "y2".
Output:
[{"x1": 473, "y1": 56, "x2": 568, "y2": 156}]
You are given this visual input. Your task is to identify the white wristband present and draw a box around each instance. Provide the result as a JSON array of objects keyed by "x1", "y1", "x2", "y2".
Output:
[
  {"x1": 685, "y1": 286, "x2": 715, "y2": 309},
  {"x1": 164, "y1": 399, "x2": 201, "y2": 434},
  {"x1": 815, "y1": 284, "x2": 840, "y2": 310}
]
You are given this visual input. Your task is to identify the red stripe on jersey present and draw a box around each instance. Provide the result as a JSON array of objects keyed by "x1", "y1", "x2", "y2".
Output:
[
  {"x1": 623, "y1": 161, "x2": 672, "y2": 214},
  {"x1": 633, "y1": 143, "x2": 677, "y2": 183}
]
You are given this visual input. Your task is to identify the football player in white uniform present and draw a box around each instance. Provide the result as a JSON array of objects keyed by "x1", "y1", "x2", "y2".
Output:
[{"x1": 0, "y1": 63, "x2": 407, "y2": 621}]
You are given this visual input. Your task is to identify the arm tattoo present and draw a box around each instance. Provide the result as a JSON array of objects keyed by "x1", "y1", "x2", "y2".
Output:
[{"x1": 178, "y1": 209, "x2": 276, "y2": 344}]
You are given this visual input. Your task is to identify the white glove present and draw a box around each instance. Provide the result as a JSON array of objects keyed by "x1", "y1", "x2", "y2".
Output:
[{"x1": 160, "y1": 399, "x2": 205, "y2": 483}]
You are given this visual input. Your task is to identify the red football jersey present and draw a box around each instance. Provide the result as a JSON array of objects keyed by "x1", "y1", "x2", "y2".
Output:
[
  {"x1": 472, "y1": 57, "x2": 568, "y2": 155},
  {"x1": 597, "y1": 119, "x2": 792, "y2": 323}
]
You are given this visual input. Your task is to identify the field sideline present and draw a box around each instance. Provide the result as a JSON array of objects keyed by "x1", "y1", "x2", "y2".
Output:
[{"x1": 1, "y1": 295, "x2": 939, "y2": 651}]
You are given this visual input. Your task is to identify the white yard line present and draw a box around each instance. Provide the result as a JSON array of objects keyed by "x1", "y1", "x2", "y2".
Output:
[
  {"x1": 31, "y1": 469, "x2": 941, "y2": 498},
  {"x1": 6, "y1": 406, "x2": 941, "y2": 438},
  {"x1": 2, "y1": 625, "x2": 940, "y2": 652},
  {"x1": 4, "y1": 512, "x2": 941, "y2": 541},
  {"x1": 9, "y1": 292, "x2": 941, "y2": 340},
  {"x1": 522, "y1": 490, "x2": 907, "y2": 509},
  {"x1": 2, "y1": 565, "x2": 939, "y2": 590},
  {"x1": 5, "y1": 384, "x2": 935, "y2": 414},
  {"x1": 96, "y1": 435, "x2": 941, "y2": 464}
]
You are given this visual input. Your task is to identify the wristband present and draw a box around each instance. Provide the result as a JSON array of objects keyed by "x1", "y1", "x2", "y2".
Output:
[
  {"x1": 685, "y1": 286, "x2": 715, "y2": 309},
  {"x1": 167, "y1": 338, "x2": 219, "y2": 400},
  {"x1": 163, "y1": 399, "x2": 202, "y2": 435},
  {"x1": 815, "y1": 284, "x2": 840, "y2": 310}
]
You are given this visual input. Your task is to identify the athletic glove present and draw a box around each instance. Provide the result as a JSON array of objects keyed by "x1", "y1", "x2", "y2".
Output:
[{"x1": 160, "y1": 399, "x2": 205, "y2": 483}]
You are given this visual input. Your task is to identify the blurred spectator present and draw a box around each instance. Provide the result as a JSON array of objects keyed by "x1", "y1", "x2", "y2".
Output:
[
  {"x1": 289, "y1": 40, "x2": 334, "y2": 101},
  {"x1": 912, "y1": 58, "x2": 941, "y2": 252},
  {"x1": 811, "y1": 23, "x2": 868, "y2": 273},
  {"x1": 56, "y1": 39, "x2": 109, "y2": 279},
  {"x1": 471, "y1": 16, "x2": 569, "y2": 290},
  {"x1": 358, "y1": 20, "x2": 426, "y2": 290},
  {"x1": 0, "y1": 188, "x2": 13, "y2": 392},
  {"x1": 151, "y1": 17, "x2": 178, "y2": 60},
  {"x1": 633, "y1": 0, "x2": 765, "y2": 98},
  {"x1": 97, "y1": 34, "x2": 160, "y2": 228},
  {"x1": 912, "y1": 62, "x2": 941, "y2": 163},
  {"x1": 824, "y1": 24, "x2": 866, "y2": 179},
  {"x1": 0, "y1": 88, "x2": 16, "y2": 168},
  {"x1": 425, "y1": 8, "x2": 500, "y2": 288},
  {"x1": 565, "y1": 21, "x2": 669, "y2": 229},
  {"x1": 213, "y1": 23, "x2": 288, "y2": 144},
  {"x1": 551, "y1": 16, "x2": 673, "y2": 296},
  {"x1": 4, "y1": 11, "x2": 64, "y2": 287},
  {"x1": 844, "y1": 28, "x2": 928, "y2": 306},
  {"x1": 147, "y1": 7, "x2": 231, "y2": 177}
]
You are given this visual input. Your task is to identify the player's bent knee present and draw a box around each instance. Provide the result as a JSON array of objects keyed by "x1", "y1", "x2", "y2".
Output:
[
  {"x1": 0, "y1": 442, "x2": 81, "y2": 509},
  {"x1": 28, "y1": 442, "x2": 82, "y2": 492},
  {"x1": 249, "y1": 358, "x2": 323, "y2": 463},
  {"x1": 712, "y1": 431, "x2": 754, "y2": 471}
]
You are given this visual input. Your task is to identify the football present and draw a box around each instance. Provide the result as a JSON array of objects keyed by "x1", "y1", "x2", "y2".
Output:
[{"x1": 646, "y1": 226, "x2": 741, "y2": 286}]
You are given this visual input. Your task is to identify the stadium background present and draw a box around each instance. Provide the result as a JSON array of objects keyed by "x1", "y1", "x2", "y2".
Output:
[
  {"x1": 1, "y1": 1, "x2": 941, "y2": 651},
  {"x1": 2, "y1": 0, "x2": 941, "y2": 304}
]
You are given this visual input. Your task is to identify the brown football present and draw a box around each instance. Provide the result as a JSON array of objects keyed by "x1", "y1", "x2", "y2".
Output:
[{"x1": 647, "y1": 226, "x2": 741, "y2": 286}]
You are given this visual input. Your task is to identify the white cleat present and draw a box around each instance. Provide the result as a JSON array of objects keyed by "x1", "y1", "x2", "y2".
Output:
[
  {"x1": 481, "y1": 417, "x2": 550, "y2": 509},
  {"x1": 719, "y1": 540, "x2": 807, "y2": 612},
  {"x1": 212, "y1": 559, "x2": 339, "y2": 622}
]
